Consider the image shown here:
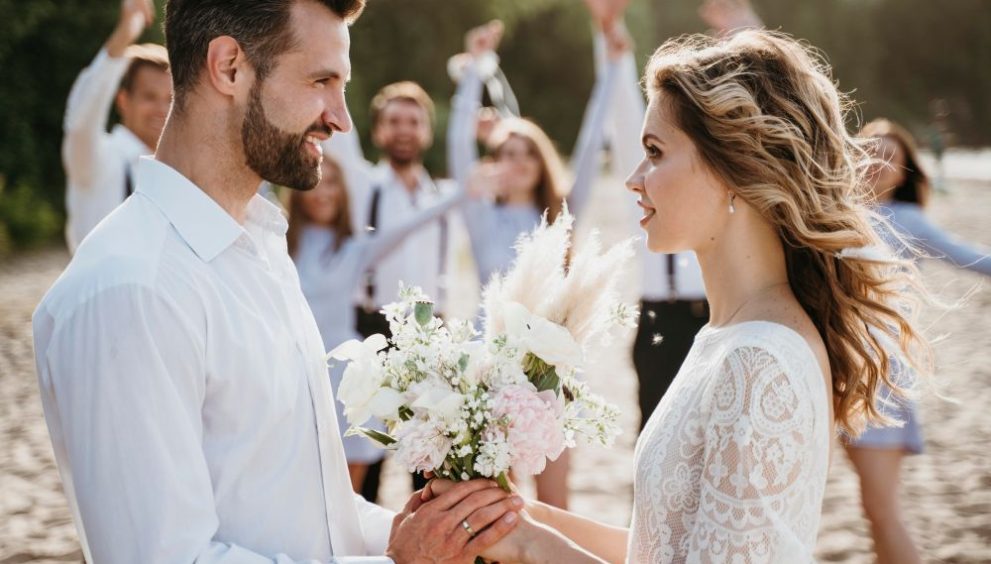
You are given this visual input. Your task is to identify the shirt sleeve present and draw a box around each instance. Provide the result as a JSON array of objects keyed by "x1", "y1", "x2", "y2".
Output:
[
  {"x1": 62, "y1": 48, "x2": 130, "y2": 189},
  {"x1": 565, "y1": 55, "x2": 619, "y2": 217},
  {"x1": 595, "y1": 31, "x2": 648, "y2": 235},
  {"x1": 324, "y1": 117, "x2": 376, "y2": 231},
  {"x1": 358, "y1": 190, "x2": 467, "y2": 271},
  {"x1": 687, "y1": 345, "x2": 823, "y2": 562},
  {"x1": 892, "y1": 204, "x2": 991, "y2": 276},
  {"x1": 352, "y1": 493, "x2": 396, "y2": 557},
  {"x1": 34, "y1": 284, "x2": 331, "y2": 564}
]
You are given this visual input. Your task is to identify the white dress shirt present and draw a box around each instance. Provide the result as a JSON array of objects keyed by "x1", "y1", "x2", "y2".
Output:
[
  {"x1": 323, "y1": 130, "x2": 454, "y2": 311},
  {"x1": 33, "y1": 158, "x2": 394, "y2": 564},
  {"x1": 597, "y1": 35, "x2": 707, "y2": 301},
  {"x1": 62, "y1": 48, "x2": 153, "y2": 254}
]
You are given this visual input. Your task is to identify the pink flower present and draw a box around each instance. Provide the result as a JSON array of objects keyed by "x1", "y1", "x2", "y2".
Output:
[
  {"x1": 488, "y1": 384, "x2": 566, "y2": 476},
  {"x1": 393, "y1": 420, "x2": 452, "y2": 474}
]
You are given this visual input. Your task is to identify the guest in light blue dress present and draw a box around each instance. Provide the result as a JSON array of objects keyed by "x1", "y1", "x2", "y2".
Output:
[
  {"x1": 444, "y1": 22, "x2": 625, "y2": 510},
  {"x1": 846, "y1": 118, "x2": 991, "y2": 563},
  {"x1": 287, "y1": 156, "x2": 465, "y2": 496}
]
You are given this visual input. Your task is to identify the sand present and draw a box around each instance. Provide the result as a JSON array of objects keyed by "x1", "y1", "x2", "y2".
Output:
[{"x1": 2, "y1": 155, "x2": 989, "y2": 563}]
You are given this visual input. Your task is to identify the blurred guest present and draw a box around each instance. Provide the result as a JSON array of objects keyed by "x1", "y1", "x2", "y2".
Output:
[
  {"x1": 848, "y1": 118, "x2": 990, "y2": 564},
  {"x1": 447, "y1": 15, "x2": 624, "y2": 509},
  {"x1": 62, "y1": 0, "x2": 170, "y2": 253},
  {"x1": 322, "y1": 79, "x2": 455, "y2": 499},
  {"x1": 287, "y1": 156, "x2": 465, "y2": 496}
]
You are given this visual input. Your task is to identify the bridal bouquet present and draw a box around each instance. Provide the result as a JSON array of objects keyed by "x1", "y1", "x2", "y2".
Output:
[{"x1": 329, "y1": 209, "x2": 637, "y2": 488}]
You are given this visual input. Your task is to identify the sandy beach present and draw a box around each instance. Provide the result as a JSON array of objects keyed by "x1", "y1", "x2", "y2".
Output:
[{"x1": 1, "y1": 154, "x2": 989, "y2": 563}]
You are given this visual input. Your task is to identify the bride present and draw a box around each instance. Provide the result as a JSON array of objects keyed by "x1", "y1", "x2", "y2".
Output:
[{"x1": 425, "y1": 20, "x2": 931, "y2": 564}]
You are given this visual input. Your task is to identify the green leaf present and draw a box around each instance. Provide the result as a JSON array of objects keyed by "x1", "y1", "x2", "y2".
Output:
[
  {"x1": 414, "y1": 301, "x2": 434, "y2": 326},
  {"x1": 350, "y1": 427, "x2": 397, "y2": 447},
  {"x1": 495, "y1": 472, "x2": 512, "y2": 492},
  {"x1": 398, "y1": 405, "x2": 414, "y2": 421}
]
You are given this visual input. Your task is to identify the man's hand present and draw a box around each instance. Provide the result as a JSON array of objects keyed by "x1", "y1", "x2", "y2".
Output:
[
  {"x1": 106, "y1": 0, "x2": 155, "y2": 58},
  {"x1": 386, "y1": 479, "x2": 523, "y2": 564}
]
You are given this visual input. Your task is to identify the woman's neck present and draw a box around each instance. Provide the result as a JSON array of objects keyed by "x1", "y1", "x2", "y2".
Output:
[{"x1": 695, "y1": 208, "x2": 792, "y2": 327}]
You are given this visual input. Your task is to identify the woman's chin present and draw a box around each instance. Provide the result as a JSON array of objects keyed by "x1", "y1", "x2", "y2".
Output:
[{"x1": 646, "y1": 233, "x2": 683, "y2": 255}]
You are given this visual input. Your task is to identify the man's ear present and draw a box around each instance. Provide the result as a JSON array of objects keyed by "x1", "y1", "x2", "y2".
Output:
[
  {"x1": 114, "y1": 89, "x2": 131, "y2": 118},
  {"x1": 205, "y1": 36, "x2": 251, "y2": 99}
]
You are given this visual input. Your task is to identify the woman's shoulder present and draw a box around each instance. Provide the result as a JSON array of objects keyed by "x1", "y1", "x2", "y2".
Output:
[{"x1": 704, "y1": 318, "x2": 828, "y2": 390}]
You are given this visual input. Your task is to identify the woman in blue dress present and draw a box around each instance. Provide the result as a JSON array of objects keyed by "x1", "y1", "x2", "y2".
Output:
[{"x1": 848, "y1": 118, "x2": 990, "y2": 564}]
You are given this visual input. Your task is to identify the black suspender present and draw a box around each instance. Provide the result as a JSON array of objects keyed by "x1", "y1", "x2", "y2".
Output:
[
  {"x1": 666, "y1": 254, "x2": 678, "y2": 301},
  {"x1": 124, "y1": 162, "x2": 134, "y2": 198},
  {"x1": 360, "y1": 183, "x2": 449, "y2": 310}
]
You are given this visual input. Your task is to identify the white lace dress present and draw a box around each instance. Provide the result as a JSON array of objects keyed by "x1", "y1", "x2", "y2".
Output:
[{"x1": 628, "y1": 321, "x2": 831, "y2": 563}]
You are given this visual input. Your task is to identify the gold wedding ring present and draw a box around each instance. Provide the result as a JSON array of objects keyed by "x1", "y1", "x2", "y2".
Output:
[{"x1": 461, "y1": 519, "x2": 476, "y2": 537}]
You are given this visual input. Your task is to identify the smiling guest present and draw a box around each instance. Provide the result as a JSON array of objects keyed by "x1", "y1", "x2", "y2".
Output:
[{"x1": 62, "y1": 0, "x2": 171, "y2": 254}]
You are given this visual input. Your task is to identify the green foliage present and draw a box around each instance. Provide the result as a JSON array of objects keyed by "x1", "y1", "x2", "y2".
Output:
[
  {"x1": 0, "y1": 0, "x2": 988, "y2": 253},
  {"x1": 0, "y1": 179, "x2": 62, "y2": 250}
]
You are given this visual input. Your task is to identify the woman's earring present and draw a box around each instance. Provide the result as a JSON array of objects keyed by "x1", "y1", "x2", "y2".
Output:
[{"x1": 729, "y1": 193, "x2": 737, "y2": 214}]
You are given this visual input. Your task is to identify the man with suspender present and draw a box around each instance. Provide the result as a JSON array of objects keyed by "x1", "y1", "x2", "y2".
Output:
[
  {"x1": 323, "y1": 80, "x2": 455, "y2": 501},
  {"x1": 62, "y1": 0, "x2": 171, "y2": 254}
]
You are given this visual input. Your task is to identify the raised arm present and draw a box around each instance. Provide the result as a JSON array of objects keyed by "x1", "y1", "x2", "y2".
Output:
[
  {"x1": 357, "y1": 189, "x2": 468, "y2": 271},
  {"x1": 890, "y1": 204, "x2": 991, "y2": 276},
  {"x1": 62, "y1": 0, "x2": 154, "y2": 187},
  {"x1": 565, "y1": 53, "x2": 620, "y2": 217},
  {"x1": 34, "y1": 285, "x2": 334, "y2": 563}
]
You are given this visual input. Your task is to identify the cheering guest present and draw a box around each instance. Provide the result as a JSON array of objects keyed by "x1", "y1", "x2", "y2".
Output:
[{"x1": 62, "y1": 0, "x2": 170, "y2": 253}]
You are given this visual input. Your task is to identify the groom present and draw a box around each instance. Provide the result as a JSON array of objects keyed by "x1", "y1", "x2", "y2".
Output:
[{"x1": 32, "y1": 1, "x2": 520, "y2": 562}]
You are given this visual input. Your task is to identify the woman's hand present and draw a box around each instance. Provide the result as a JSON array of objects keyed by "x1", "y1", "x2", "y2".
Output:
[{"x1": 467, "y1": 161, "x2": 511, "y2": 201}]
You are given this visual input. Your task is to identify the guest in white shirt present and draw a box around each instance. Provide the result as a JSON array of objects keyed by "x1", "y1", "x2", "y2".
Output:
[
  {"x1": 592, "y1": 13, "x2": 710, "y2": 430},
  {"x1": 62, "y1": 0, "x2": 171, "y2": 254},
  {"x1": 33, "y1": 1, "x2": 522, "y2": 563},
  {"x1": 287, "y1": 155, "x2": 467, "y2": 496},
  {"x1": 323, "y1": 78, "x2": 455, "y2": 499}
]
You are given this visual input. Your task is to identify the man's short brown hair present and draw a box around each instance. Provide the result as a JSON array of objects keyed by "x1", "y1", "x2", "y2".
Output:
[
  {"x1": 369, "y1": 81, "x2": 435, "y2": 128},
  {"x1": 119, "y1": 43, "x2": 170, "y2": 93},
  {"x1": 164, "y1": 0, "x2": 365, "y2": 109}
]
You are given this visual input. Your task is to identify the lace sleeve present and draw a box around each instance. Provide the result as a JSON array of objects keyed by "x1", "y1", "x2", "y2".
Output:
[{"x1": 689, "y1": 345, "x2": 825, "y2": 563}]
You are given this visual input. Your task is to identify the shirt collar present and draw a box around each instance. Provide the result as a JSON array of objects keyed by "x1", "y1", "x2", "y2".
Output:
[
  {"x1": 134, "y1": 157, "x2": 287, "y2": 262},
  {"x1": 375, "y1": 161, "x2": 435, "y2": 194}
]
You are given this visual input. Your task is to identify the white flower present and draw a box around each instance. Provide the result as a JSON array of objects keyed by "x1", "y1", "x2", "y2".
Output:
[
  {"x1": 409, "y1": 381, "x2": 465, "y2": 422},
  {"x1": 330, "y1": 335, "x2": 403, "y2": 425},
  {"x1": 504, "y1": 302, "x2": 583, "y2": 370}
]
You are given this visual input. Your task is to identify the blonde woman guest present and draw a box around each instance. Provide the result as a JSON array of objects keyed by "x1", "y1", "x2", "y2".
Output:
[
  {"x1": 287, "y1": 156, "x2": 466, "y2": 495},
  {"x1": 448, "y1": 21, "x2": 622, "y2": 285},
  {"x1": 843, "y1": 118, "x2": 990, "y2": 564},
  {"x1": 429, "y1": 30, "x2": 932, "y2": 564},
  {"x1": 446, "y1": 19, "x2": 624, "y2": 510}
]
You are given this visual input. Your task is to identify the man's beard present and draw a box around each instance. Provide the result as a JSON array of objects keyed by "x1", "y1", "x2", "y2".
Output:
[{"x1": 242, "y1": 82, "x2": 328, "y2": 191}]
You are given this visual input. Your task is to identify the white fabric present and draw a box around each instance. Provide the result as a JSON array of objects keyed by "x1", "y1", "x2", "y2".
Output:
[
  {"x1": 322, "y1": 131, "x2": 455, "y2": 310},
  {"x1": 62, "y1": 48, "x2": 153, "y2": 254},
  {"x1": 33, "y1": 157, "x2": 394, "y2": 564},
  {"x1": 628, "y1": 321, "x2": 830, "y2": 563},
  {"x1": 598, "y1": 35, "x2": 706, "y2": 301}
]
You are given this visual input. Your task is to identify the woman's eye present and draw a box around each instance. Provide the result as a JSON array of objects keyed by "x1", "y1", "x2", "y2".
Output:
[{"x1": 645, "y1": 145, "x2": 661, "y2": 158}]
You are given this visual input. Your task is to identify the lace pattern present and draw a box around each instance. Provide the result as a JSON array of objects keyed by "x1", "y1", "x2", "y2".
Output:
[{"x1": 628, "y1": 322, "x2": 830, "y2": 563}]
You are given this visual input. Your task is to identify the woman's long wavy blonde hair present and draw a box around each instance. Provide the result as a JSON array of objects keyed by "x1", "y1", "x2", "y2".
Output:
[{"x1": 645, "y1": 30, "x2": 930, "y2": 434}]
